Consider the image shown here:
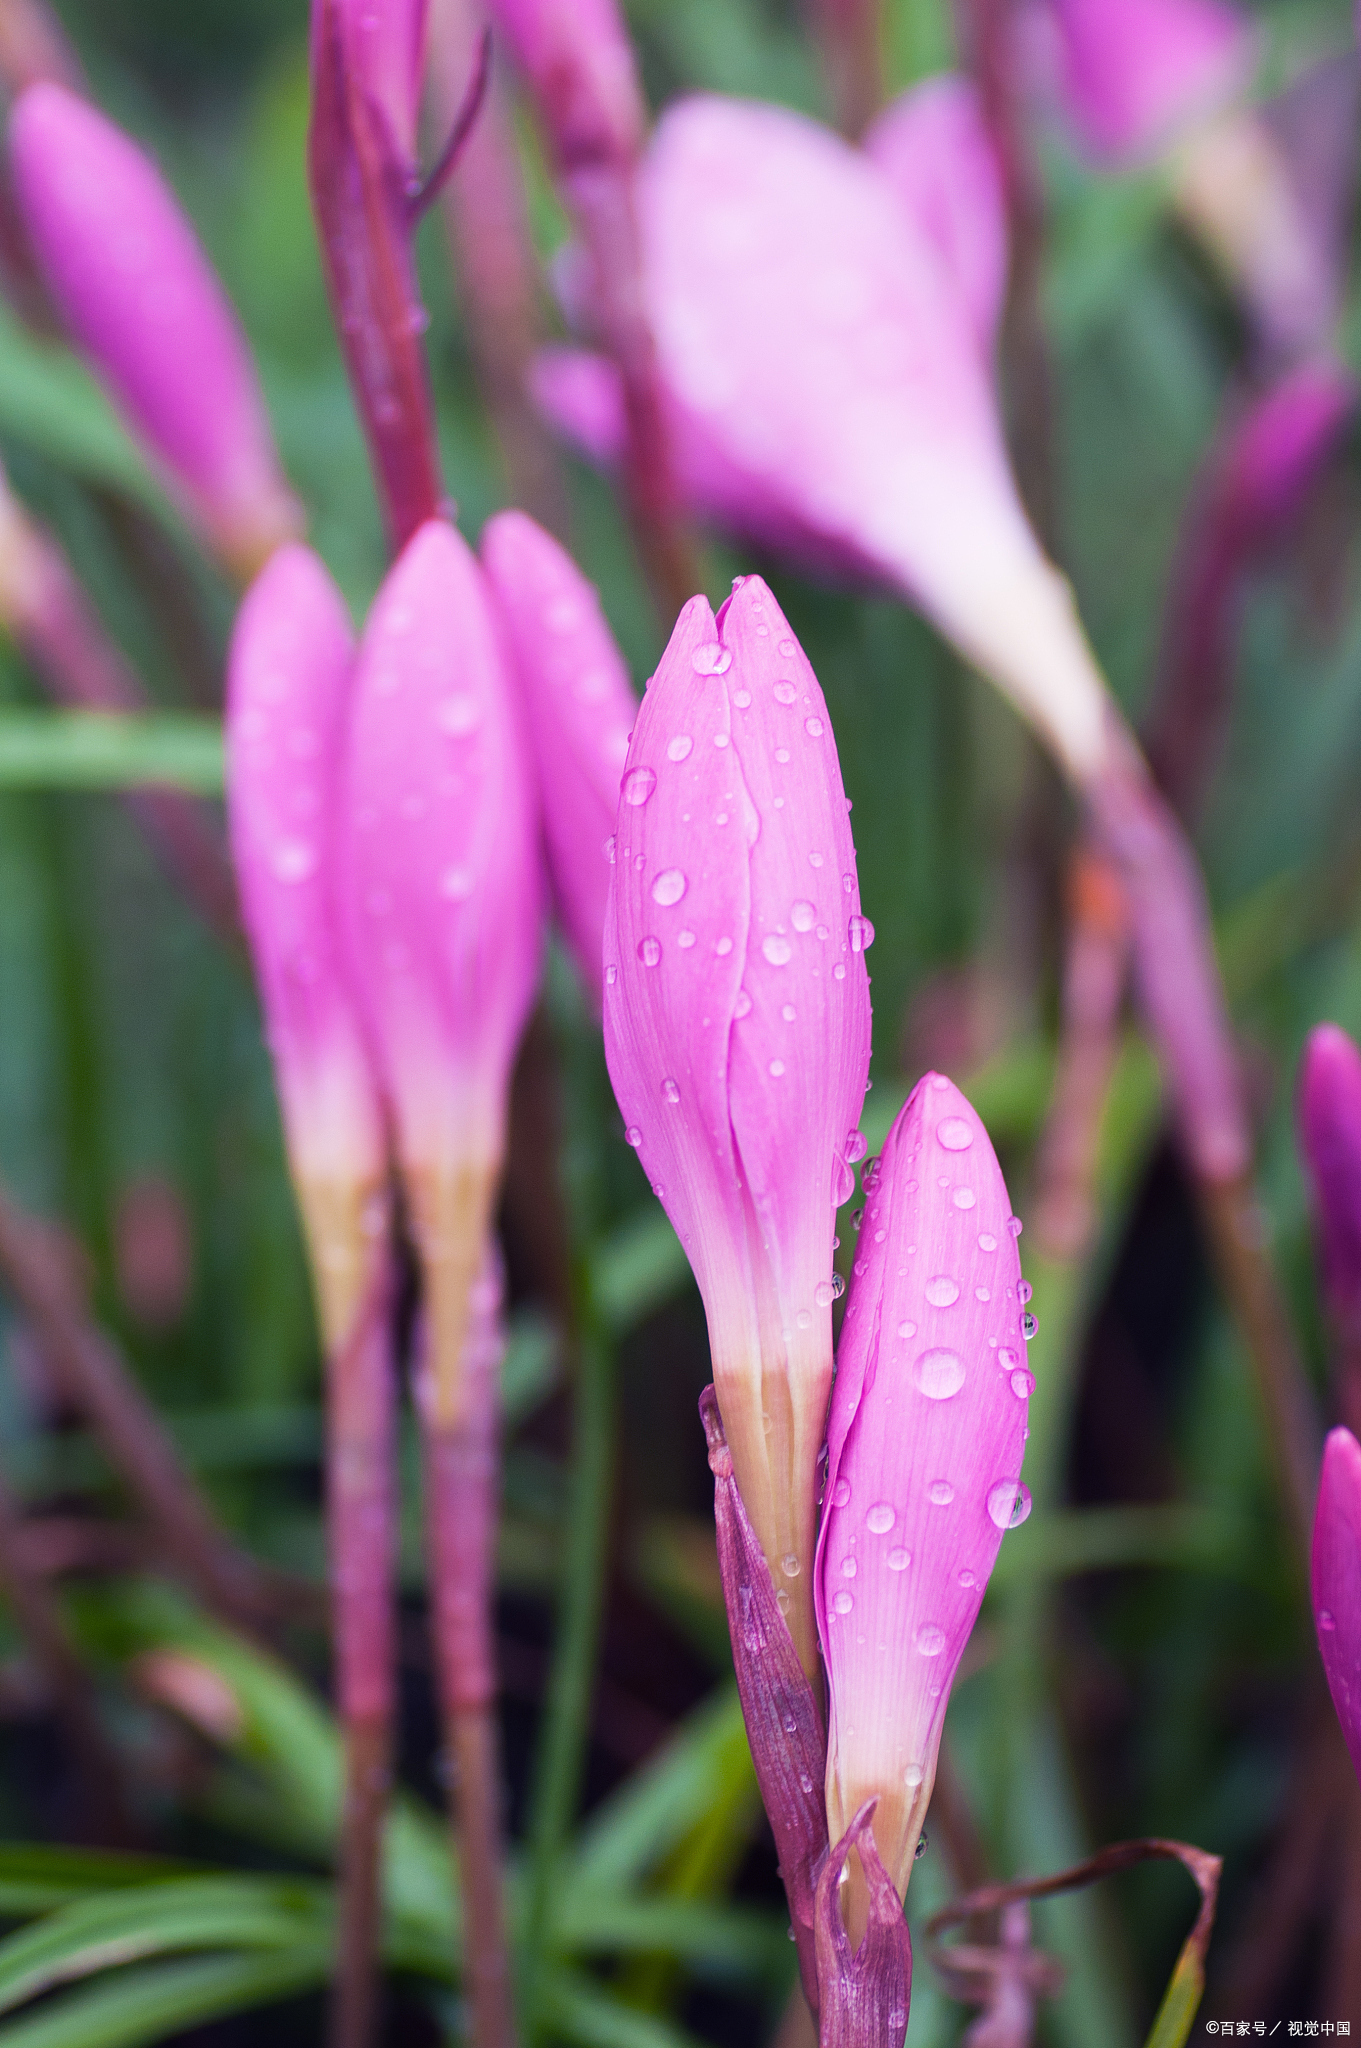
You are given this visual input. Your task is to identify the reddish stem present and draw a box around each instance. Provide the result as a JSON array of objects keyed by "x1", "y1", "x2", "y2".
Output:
[{"x1": 805, "y1": 0, "x2": 884, "y2": 138}]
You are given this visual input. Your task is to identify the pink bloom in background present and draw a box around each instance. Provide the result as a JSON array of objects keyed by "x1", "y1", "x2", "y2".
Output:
[
  {"x1": 1049, "y1": 0, "x2": 1253, "y2": 165},
  {"x1": 226, "y1": 543, "x2": 387, "y2": 1314},
  {"x1": 1313, "y1": 1426, "x2": 1361, "y2": 1785},
  {"x1": 863, "y1": 75, "x2": 1008, "y2": 362},
  {"x1": 604, "y1": 576, "x2": 871, "y2": 1676},
  {"x1": 9, "y1": 83, "x2": 302, "y2": 578},
  {"x1": 534, "y1": 94, "x2": 1111, "y2": 785},
  {"x1": 481, "y1": 509, "x2": 637, "y2": 1010},
  {"x1": 339, "y1": 518, "x2": 541, "y2": 1423},
  {"x1": 1299, "y1": 1025, "x2": 1361, "y2": 1343},
  {"x1": 817, "y1": 1074, "x2": 1031, "y2": 1919},
  {"x1": 485, "y1": 0, "x2": 644, "y2": 173}
]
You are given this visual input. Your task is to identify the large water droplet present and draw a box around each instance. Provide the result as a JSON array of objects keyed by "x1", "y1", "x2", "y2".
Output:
[
  {"x1": 832, "y1": 1478, "x2": 851, "y2": 1508},
  {"x1": 978, "y1": 1232, "x2": 998, "y2": 1252},
  {"x1": 1022, "y1": 1312, "x2": 1038, "y2": 1341},
  {"x1": 903, "y1": 1763, "x2": 924, "y2": 1787},
  {"x1": 915, "y1": 1624, "x2": 946, "y2": 1657},
  {"x1": 832, "y1": 1156, "x2": 856, "y2": 1206},
  {"x1": 925, "y1": 1275, "x2": 959, "y2": 1308},
  {"x1": 832, "y1": 1590, "x2": 853, "y2": 1615},
  {"x1": 781, "y1": 1552, "x2": 800, "y2": 1578},
  {"x1": 667, "y1": 734, "x2": 693, "y2": 762},
  {"x1": 625, "y1": 1126, "x2": 643, "y2": 1148},
  {"x1": 887, "y1": 1548, "x2": 911, "y2": 1571},
  {"x1": 915, "y1": 1348, "x2": 966, "y2": 1400},
  {"x1": 937, "y1": 1116, "x2": 973, "y2": 1151},
  {"x1": 662, "y1": 1078, "x2": 680, "y2": 1104},
  {"x1": 692, "y1": 641, "x2": 732, "y2": 675},
  {"x1": 1010, "y1": 1367, "x2": 1035, "y2": 1398},
  {"x1": 831, "y1": 1272, "x2": 845, "y2": 1298},
  {"x1": 866, "y1": 1502, "x2": 895, "y2": 1535},
  {"x1": 637, "y1": 937, "x2": 661, "y2": 967},
  {"x1": 791, "y1": 900, "x2": 816, "y2": 933},
  {"x1": 849, "y1": 914, "x2": 875, "y2": 953},
  {"x1": 845, "y1": 1129, "x2": 868, "y2": 1165},
  {"x1": 773, "y1": 680, "x2": 797, "y2": 705},
  {"x1": 987, "y1": 1480, "x2": 1033, "y2": 1529},
  {"x1": 623, "y1": 766, "x2": 656, "y2": 806},
  {"x1": 652, "y1": 868, "x2": 687, "y2": 907},
  {"x1": 1018, "y1": 1280, "x2": 1034, "y2": 1305},
  {"x1": 928, "y1": 1481, "x2": 955, "y2": 1506},
  {"x1": 763, "y1": 934, "x2": 794, "y2": 967}
]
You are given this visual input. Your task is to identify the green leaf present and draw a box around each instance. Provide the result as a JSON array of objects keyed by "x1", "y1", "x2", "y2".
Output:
[
  {"x1": 541, "y1": 1969, "x2": 713, "y2": 2048},
  {"x1": 0, "y1": 1948, "x2": 329, "y2": 2048},
  {"x1": 0, "y1": 1848, "x2": 204, "y2": 1919},
  {"x1": 1142, "y1": 1941, "x2": 1206, "y2": 2048},
  {"x1": 572, "y1": 1687, "x2": 752, "y2": 1894},
  {"x1": 555, "y1": 1894, "x2": 788, "y2": 1983},
  {"x1": 593, "y1": 1212, "x2": 691, "y2": 1334},
  {"x1": 0, "y1": 714, "x2": 224, "y2": 795},
  {"x1": 0, "y1": 309, "x2": 164, "y2": 509}
]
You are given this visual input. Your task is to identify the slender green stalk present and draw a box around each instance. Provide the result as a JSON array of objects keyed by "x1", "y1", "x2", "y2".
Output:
[{"x1": 521, "y1": 1281, "x2": 616, "y2": 2037}]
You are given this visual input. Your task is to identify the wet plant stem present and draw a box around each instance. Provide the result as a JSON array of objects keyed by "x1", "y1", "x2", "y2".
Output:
[{"x1": 522, "y1": 1284, "x2": 616, "y2": 2040}]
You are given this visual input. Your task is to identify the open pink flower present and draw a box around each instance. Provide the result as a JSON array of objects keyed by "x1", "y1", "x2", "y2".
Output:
[
  {"x1": 480, "y1": 509, "x2": 637, "y2": 1009},
  {"x1": 9, "y1": 83, "x2": 301, "y2": 578},
  {"x1": 817, "y1": 1073, "x2": 1031, "y2": 1919},
  {"x1": 534, "y1": 94, "x2": 1111, "y2": 785},
  {"x1": 1048, "y1": 0, "x2": 1253, "y2": 166},
  {"x1": 604, "y1": 575, "x2": 871, "y2": 1675},
  {"x1": 1299, "y1": 1025, "x2": 1361, "y2": 1345},
  {"x1": 338, "y1": 518, "x2": 541, "y2": 1423},
  {"x1": 1314, "y1": 1427, "x2": 1361, "y2": 1785},
  {"x1": 863, "y1": 75, "x2": 1007, "y2": 362},
  {"x1": 226, "y1": 543, "x2": 386, "y2": 1332}
]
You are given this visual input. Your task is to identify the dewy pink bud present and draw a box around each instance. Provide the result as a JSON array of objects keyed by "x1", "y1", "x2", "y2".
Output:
[
  {"x1": 340, "y1": 519, "x2": 541, "y2": 1424},
  {"x1": 225, "y1": 544, "x2": 386, "y2": 1347},
  {"x1": 816, "y1": 1074, "x2": 1031, "y2": 1916},
  {"x1": 604, "y1": 576, "x2": 871, "y2": 1676},
  {"x1": 1299, "y1": 1025, "x2": 1361, "y2": 1345},
  {"x1": 1313, "y1": 1427, "x2": 1361, "y2": 1785},
  {"x1": 9, "y1": 84, "x2": 302, "y2": 579},
  {"x1": 485, "y1": 0, "x2": 645, "y2": 172},
  {"x1": 481, "y1": 509, "x2": 636, "y2": 1009},
  {"x1": 1049, "y1": 0, "x2": 1253, "y2": 166},
  {"x1": 864, "y1": 76, "x2": 1008, "y2": 363}
]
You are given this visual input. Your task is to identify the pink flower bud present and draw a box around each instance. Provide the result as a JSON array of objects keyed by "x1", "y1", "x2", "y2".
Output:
[
  {"x1": 486, "y1": 0, "x2": 645, "y2": 172},
  {"x1": 864, "y1": 76, "x2": 1008, "y2": 362},
  {"x1": 480, "y1": 509, "x2": 636, "y2": 1009},
  {"x1": 339, "y1": 519, "x2": 541, "y2": 1424},
  {"x1": 225, "y1": 544, "x2": 386, "y2": 1349},
  {"x1": 1299, "y1": 1025, "x2": 1361, "y2": 1344},
  {"x1": 1049, "y1": 0, "x2": 1253, "y2": 166},
  {"x1": 10, "y1": 83, "x2": 302, "y2": 578},
  {"x1": 816, "y1": 1074, "x2": 1030, "y2": 1913},
  {"x1": 604, "y1": 575, "x2": 871, "y2": 1675},
  {"x1": 1314, "y1": 1426, "x2": 1361, "y2": 1784}
]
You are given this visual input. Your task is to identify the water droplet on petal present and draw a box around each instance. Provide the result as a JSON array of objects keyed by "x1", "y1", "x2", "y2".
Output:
[
  {"x1": 887, "y1": 1547, "x2": 911, "y2": 1571},
  {"x1": 1018, "y1": 1280, "x2": 1034, "y2": 1304},
  {"x1": 925, "y1": 1275, "x2": 959, "y2": 1308},
  {"x1": 692, "y1": 641, "x2": 732, "y2": 674},
  {"x1": 833, "y1": 1590, "x2": 854, "y2": 1615},
  {"x1": 897, "y1": 1319, "x2": 917, "y2": 1340},
  {"x1": 987, "y1": 1480, "x2": 1032, "y2": 1529},
  {"x1": 831, "y1": 1272, "x2": 846, "y2": 1299},
  {"x1": 849, "y1": 914, "x2": 875, "y2": 953},
  {"x1": 1321, "y1": 1608, "x2": 1338, "y2": 1630},
  {"x1": 832, "y1": 1478, "x2": 851, "y2": 1508},
  {"x1": 1008, "y1": 1215, "x2": 1024, "y2": 1237},
  {"x1": 915, "y1": 1624, "x2": 946, "y2": 1656},
  {"x1": 903, "y1": 1763, "x2": 925, "y2": 1787},
  {"x1": 1011, "y1": 1367, "x2": 1035, "y2": 1398},
  {"x1": 815, "y1": 1280, "x2": 835, "y2": 1308},
  {"x1": 841, "y1": 1555, "x2": 857, "y2": 1578},
  {"x1": 804, "y1": 715, "x2": 824, "y2": 738},
  {"x1": 866, "y1": 1503, "x2": 895, "y2": 1535},
  {"x1": 733, "y1": 689, "x2": 752, "y2": 709},
  {"x1": 776, "y1": 1589, "x2": 790, "y2": 1612},
  {"x1": 928, "y1": 1481, "x2": 955, "y2": 1506},
  {"x1": 734, "y1": 989, "x2": 753, "y2": 1019},
  {"x1": 791, "y1": 900, "x2": 816, "y2": 933},
  {"x1": 637, "y1": 937, "x2": 661, "y2": 967},
  {"x1": 623, "y1": 767, "x2": 656, "y2": 806},
  {"x1": 958, "y1": 1568, "x2": 977, "y2": 1588},
  {"x1": 978, "y1": 1232, "x2": 998, "y2": 1252},
  {"x1": 769, "y1": 1059, "x2": 786, "y2": 1077},
  {"x1": 677, "y1": 929, "x2": 696, "y2": 951},
  {"x1": 715, "y1": 936, "x2": 734, "y2": 956},
  {"x1": 781, "y1": 1552, "x2": 800, "y2": 1578},
  {"x1": 763, "y1": 934, "x2": 794, "y2": 967},
  {"x1": 843, "y1": 1129, "x2": 868, "y2": 1165},
  {"x1": 832, "y1": 1156, "x2": 856, "y2": 1205},
  {"x1": 667, "y1": 734, "x2": 693, "y2": 762},
  {"x1": 651, "y1": 868, "x2": 687, "y2": 907},
  {"x1": 937, "y1": 1116, "x2": 973, "y2": 1151},
  {"x1": 953, "y1": 1187, "x2": 977, "y2": 1209},
  {"x1": 915, "y1": 1348, "x2": 966, "y2": 1399},
  {"x1": 625, "y1": 1126, "x2": 643, "y2": 1148},
  {"x1": 605, "y1": 964, "x2": 617, "y2": 986},
  {"x1": 662, "y1": 1078, "x2": 680, "y2": 1104},
  {"x1": 773, "y1": 680, "x2": 797, "y2": 705},
  {"x1": 1022, "y1": 1312, "x2": 1038, "y2": 1340}
]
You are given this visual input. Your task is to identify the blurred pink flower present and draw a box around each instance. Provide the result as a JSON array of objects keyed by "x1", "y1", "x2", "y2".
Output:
[
  {"x1": 481, "y1": 509, "x2": 637, "y2": 1010},
  {"x1": 864, "y1": 74, "x2": 1008, "y2": 361},
  {"x1": 485, "y1": 0, "x2": 644, "y2": 174},
  {"x1": 1314, "y1": 1426, "x2": 1361, "y2": 1784},
  {"x1": 1299, "y1": 1024, "x2": 1361, "y2": 1345},
  {"x1": 1049, "y1": 0, "x2": 1253, "y2": 165},
  {"x1": 534, "y1": 94, "x2": 1111, "y2": 784},
  {"x1": 604, "y1": 575, "x2": 871, "y2": 1675},
  {"x1": 9, "y1": 83, "x2": 302, "y2": 578},
  {"x1": 226, "y1": 542, "x2": 387, "y2": 1330},
  {"x1": 817, "y1": 1073, "x2": 1030, "y2": 1917},
  {"x1": 339, "y1": 518, "x2": 541, "y2": 1423}
]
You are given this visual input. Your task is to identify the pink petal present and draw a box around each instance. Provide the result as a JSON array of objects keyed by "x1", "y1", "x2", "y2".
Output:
[
  {"x1": 480, "y1": 508, "x2": 638, "y2": 1009},
  {"x1": 817, "y1": 1072, "x2": 1030, "y2": 1899},
  {"x1": 1217, "y1": 362, "x2": 1356, "y2": 546},
  {"x1": 864, "y1": 76, "x2": 1008, "y2": 362},
  {"x1": 1314, "y1": 1426, "x2": 1361, "y2": 1785},
  {"x1": 1051, "y1": 0, "x2": 1254, "y2": 166},
  {"x1": 1299, "y1": 1024, "x2": 1361, "y2": 1343},
  {"x1": 9, "y1": 83, "x2": 300, "y2": 575},
  {"x1": 225, "y1": 544, "x2": 385, "y2": 1198}
]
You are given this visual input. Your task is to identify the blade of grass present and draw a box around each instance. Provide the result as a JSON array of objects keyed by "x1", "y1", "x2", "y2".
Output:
[{"x1": 0, "y1": 713, "x2": 224, "y2": 796}]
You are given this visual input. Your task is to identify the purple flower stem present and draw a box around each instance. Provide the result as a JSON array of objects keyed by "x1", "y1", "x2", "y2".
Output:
[
  {"x1": 326, "y1": 1250, "x2": 398, "y2": 2048},
  {"x1": 701, "y1": 1388, "x2": 828, "y2": 2013},
  {"x1": 805, "y1": 0, "x2": 885, "y2": 139},
  {"x1": 428, "y1": 0, "x2": 569, "y2": 534},
  {"x1": 813, "y1": 1799, "x2": 913, "y2": 2048},
  {"x1": 309, "y1": 0, "x2": 446, "y2": 554},
  {"x1": 420, "y1": 1263, "x2": 515, "y2": 2048}
]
